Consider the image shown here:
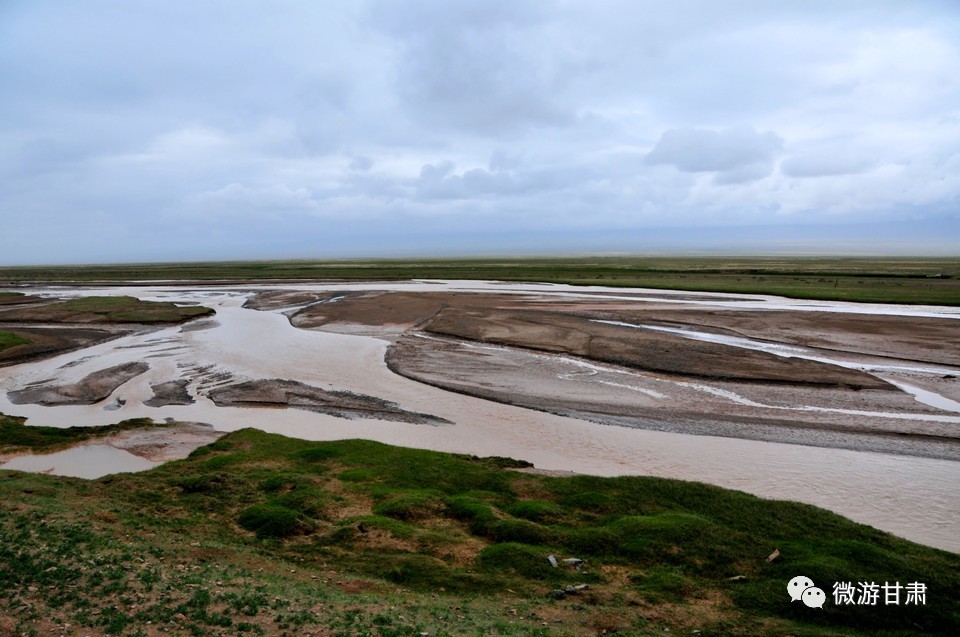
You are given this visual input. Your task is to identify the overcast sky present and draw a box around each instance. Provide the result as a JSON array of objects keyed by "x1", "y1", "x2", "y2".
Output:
[{"x1": 2, "y1": 1, "x2": 959, "y2": 264}]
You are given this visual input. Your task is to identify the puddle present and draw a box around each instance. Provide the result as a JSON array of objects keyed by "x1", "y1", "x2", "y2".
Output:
[
  {"x1": 883, "y1": 379, "x2": 960, "y2": 413},
  {"x1": 1, "y1": 444, "x2": 158, "y2": 479}
]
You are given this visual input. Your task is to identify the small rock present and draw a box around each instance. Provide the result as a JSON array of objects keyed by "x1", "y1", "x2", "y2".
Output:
[
  {"x1": 173, "y1": 613, "x2": 187, "y2": 621},
  {"x1": 547, "y1": 554, "x2": 558, "y2": 568},
  {"x1": 548, "y1": 589, "x2": 566, "y2": 600},
  {"x1": 564, "y1": 585, "x2": 578, "y2": 595},
  {"x1": 563, "y1": 558, "x2": 584, "y2": 568},
  {"x1": 727, "y1": 575, "x2": 747, "y2": 582},
  {"x1": 766, "y1": 549, "x2": 780, "y2": 562}
]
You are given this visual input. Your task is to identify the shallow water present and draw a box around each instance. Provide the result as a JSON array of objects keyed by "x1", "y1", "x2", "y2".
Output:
[
  {"x1": 0, "y1": 444, "x2": 157, "y2": 478},
  {"x1": 1, "y1": 282, "x2": 959, "y2": 552}
]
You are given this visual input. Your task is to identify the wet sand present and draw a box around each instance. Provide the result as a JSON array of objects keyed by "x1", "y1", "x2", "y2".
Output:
[{"x1": 0, "y1": 281, "x2": 958, "y2": 552}]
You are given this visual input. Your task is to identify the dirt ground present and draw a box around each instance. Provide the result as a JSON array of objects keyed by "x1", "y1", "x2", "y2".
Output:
[
  {"x1": 587, "y1": 307, "x2": 960, "y2": 367},
  {"x1": 106, "y1": 421, "x2": 223, "y2": 461}
]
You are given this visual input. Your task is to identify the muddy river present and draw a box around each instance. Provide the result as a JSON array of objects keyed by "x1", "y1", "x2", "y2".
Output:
[{"x1": 1, "y1": 281, "x2": 958, "y2": 553}]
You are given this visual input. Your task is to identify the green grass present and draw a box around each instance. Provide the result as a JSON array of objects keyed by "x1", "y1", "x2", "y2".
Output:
[
  {"x1": 0, "y1": 330, "x2": 31, "y2": 351},
  {"x1": 2, "y1": 256, "x2": 958, "y2": 305},
  {"x1": 53, "y1": 295, "x2": 215, "y2": 323},
  {"x1": 1, "y1": 427, "x2": 957, "y2": 635}
]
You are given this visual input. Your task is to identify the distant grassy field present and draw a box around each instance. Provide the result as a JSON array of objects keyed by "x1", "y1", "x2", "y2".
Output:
[
  {"x1": 1, "y1": 427, "x2": 957, "y2": 636},
  {"x1": 2, "y1": 256, "x2": 958, "y2": 305},
  {"x1": 0, "y1": 331, "x2": 31, "y2": 352}
]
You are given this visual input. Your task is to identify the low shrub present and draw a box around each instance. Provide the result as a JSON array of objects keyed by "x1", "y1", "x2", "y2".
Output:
[
  {"x1": 445, "y1": 496, "x2": 498, "y2": 536},
  {"x1": 506, "y1": 499, "x2": 564, "y2": 523},
  {"x1": 478, "y1": 543, "x2": 559, "y2": 581},
  {"x1": 490, "y1": 518, "x2": 553, "y2": 545},
  {"x1": 237, "y1": 504, "x2": 302, "y2": 539},
  {"x1": 373, "y1": 492, "x2": 440, "y2": 521}
]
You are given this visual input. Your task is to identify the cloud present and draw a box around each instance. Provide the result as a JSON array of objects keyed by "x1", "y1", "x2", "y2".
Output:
[
  {"x1": 780, "y1": 151, "x2": 874, "y2": 178},
  {"x1": 367, "y1": 0, "x2": 574, "y2": 135},
  {"x1": 646, "y1": 126, "x2": 784, "y2": 183},
  {"x1": 187, "y1": 183, "x2": 322, "y2": 217}
]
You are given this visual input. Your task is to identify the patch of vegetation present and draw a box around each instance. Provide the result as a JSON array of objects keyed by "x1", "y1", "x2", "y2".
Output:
[
  {"x1": 238, "y1": 504, "x2": 304, "y2": 539},
  {"x1": 0, "y1": 330, "x2": 31, "y2": 351},
  {"x1": 0, "y1": 428, "x2": 957, "y2": 636},
  {"x1": 1, "y1": 257, "x2": 958, "y2": 304},
  {"x1": 0, "y1": 412, "x2": 158, "y2": 455},
  {"x1": 54, "y1": 295, "x2": 215, "y2": 323}
]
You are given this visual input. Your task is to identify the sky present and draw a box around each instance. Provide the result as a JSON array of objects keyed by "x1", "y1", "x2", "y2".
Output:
[{"x1": 2, "y1": 0, "x2": 959, "y2": 265}]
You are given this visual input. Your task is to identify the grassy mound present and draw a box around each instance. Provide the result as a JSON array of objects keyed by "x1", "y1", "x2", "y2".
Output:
[{"x1": 1, "y1": 428, "x2": 957, "y2": 636}]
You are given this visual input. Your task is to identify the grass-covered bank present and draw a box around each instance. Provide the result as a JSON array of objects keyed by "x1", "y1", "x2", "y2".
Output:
[
  {"x1": 2, "y1": 256, "x2": 959, "y2": 305},
  {"x1": 1, "y1": 428, "x2": 957, "y2": 636},
  {"x1": 0, "y1": 412, "x2": 159, "y2": 456}
]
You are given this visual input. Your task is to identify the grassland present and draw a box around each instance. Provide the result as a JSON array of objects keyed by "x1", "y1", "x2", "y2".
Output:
[
  {"x1": 1, "y1": 427, "x2": 957, "y2": 636},
  {"x1": 1, "y1": 257, "x2": 958, "y2": 305}
]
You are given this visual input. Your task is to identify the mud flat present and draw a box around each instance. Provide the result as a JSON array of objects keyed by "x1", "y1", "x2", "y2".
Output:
[
  {"x1": 7, "y1": 362, "x2": 149, "y2": 406},
  {"x1": 422, "y1": 307, "x2": 891, "y2": 388},
  {"x1": 387, "y1": 334, "x2": 960, "y2": 460},
  {"x1": 102, "y1": 421, "x2": 222, "y2": 462},
  {"x1": 208, "y1": 379, "x2": 449, "y2": 425},
  {"x1": 0, "y1": 325, "x2": 132, "y2": 367},
  {"x1": 144, "y1": 379, "x2": 195, "y2": 406}
]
